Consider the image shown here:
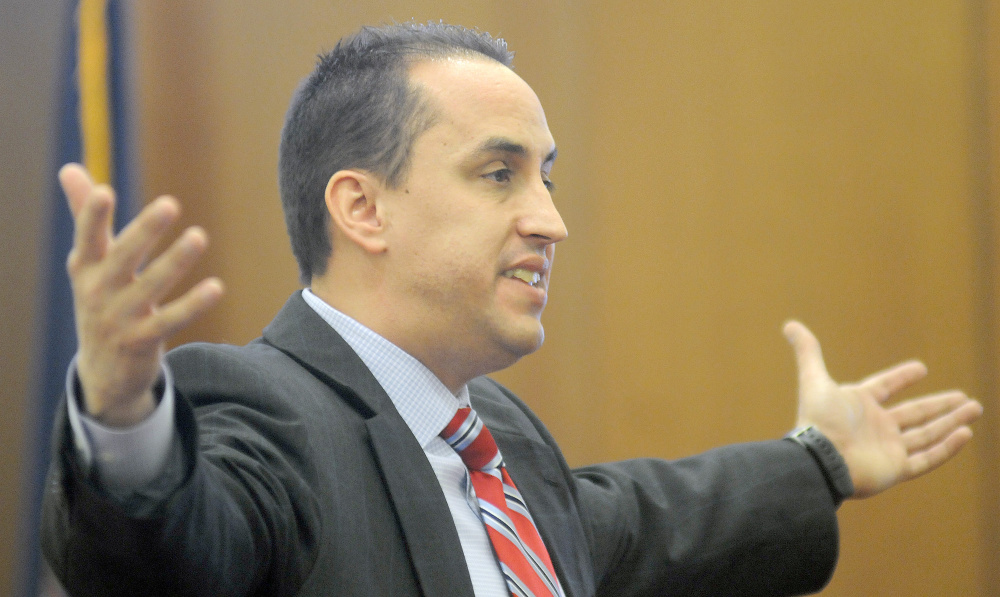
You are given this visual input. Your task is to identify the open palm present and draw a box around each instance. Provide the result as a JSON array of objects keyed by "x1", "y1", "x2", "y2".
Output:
[{"x1": 784, "y1": 321, "x2": 981, "y2": 499}]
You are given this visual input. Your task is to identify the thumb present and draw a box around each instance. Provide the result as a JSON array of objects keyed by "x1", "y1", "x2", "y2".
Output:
[{"x1": 783, "y1": 320, "x2": 831, "y2": 389}]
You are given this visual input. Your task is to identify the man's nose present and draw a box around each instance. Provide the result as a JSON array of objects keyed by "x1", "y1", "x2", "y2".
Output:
[{"x1": 517, "y1": 181, "x2": 568, "y2": 244}]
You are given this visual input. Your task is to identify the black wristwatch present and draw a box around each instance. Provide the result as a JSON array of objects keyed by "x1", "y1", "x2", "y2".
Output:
[{"x1": 785, "y1": 425, "x2": 855, "y2": 506}]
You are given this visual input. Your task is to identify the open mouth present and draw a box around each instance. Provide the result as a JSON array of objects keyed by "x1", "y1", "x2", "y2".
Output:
[{"x1": 502, "y1": 268, "x2": 541, "y2": 287}]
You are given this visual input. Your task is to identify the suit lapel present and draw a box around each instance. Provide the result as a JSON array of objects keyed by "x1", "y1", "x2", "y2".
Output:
[
  {"x1": 262, "y1": 293, "x2": 476, "y2": 596},
  {"x1": 366, "y1": 414, "x2": 476, "y2": 596}
]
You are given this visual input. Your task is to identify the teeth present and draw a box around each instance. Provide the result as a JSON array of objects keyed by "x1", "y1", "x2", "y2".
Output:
[{"x1": 503, "y1": 268, "x2": 541, "y2": 286}]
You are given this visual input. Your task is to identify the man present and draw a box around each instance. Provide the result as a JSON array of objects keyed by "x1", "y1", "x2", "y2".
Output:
[{"x1": 42, "y1": 22, "x2": 982, "y2": 597}]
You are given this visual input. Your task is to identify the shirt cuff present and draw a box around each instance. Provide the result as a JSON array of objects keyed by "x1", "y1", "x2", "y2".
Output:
[{"x1": 65, "y1": 355, "x2": 177, "y2": 493}]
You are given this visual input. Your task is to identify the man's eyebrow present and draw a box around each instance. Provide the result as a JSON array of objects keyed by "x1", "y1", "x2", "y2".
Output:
[{"x1": 473, "y1": 137, "x2": 558, "y2": 165}]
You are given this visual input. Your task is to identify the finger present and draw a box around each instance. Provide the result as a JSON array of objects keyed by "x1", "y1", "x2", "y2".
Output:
[
  {"x1": 132, "y1": 277, "x2": 225, "y2": 341},
  {"x1": 68, "y1": 183, "x2": 116, "y2": 267},
  {"x1": 783, "y1": 320, "x2": 831, "y2": 386},
  {"x1": 900, "y1": 399, "x2": 984, "y2": 454},
  {"x1": 902, "y1": 426, "x2": 975, "y2": 482},
  {"x1": 857, "y1": 360, "x2": 928, "y2": 403},
  {"x1": 59, "y1": 163, "x2": 95, "y2": 218},
  {"x1": 119, "y1": 226, "x2": 210, "y2": 312},
  {"x1": 104, "y1": 196, "x2": 182, "y2": 283},
  {"x1": 890, "y1": 390, "x2": 975, "y2": 429}
]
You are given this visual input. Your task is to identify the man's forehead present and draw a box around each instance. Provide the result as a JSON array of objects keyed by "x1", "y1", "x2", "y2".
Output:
[
  {"x1": 409, "y1": 58, "x2": 555, "y2": 159},
  {"x1": 408, "y1": 54, "x2": 500, "y2": 83},
  {"x1": 409, "y1": 56, "x2": 540, "y2": 114}
]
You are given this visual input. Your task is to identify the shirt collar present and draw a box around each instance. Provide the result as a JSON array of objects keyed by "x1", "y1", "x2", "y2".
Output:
[{"x1": 301, "y1": 289, "x2": 467, "y2": 447}]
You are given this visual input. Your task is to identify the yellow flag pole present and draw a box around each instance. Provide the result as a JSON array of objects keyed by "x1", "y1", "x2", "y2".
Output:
[{"x1": 78, "y1": 0, "x2": 112, "y2": 184}]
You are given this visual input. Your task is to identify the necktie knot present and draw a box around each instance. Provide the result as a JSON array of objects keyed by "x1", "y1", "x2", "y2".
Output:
[{"x1": 440, "y1": 407, "x2": 502, "y2": 471}]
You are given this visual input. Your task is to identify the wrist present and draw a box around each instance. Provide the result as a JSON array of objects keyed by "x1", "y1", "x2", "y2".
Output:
[
  {"x1": 76, "y1": 373, "x2": 162, "y2": 427},
  {"x1": 786, "y1": 425, "x2": 855, "y2": 506}
]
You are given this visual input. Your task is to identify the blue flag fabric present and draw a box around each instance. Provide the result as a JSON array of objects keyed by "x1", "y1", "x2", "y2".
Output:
[{"x1": 22, "y1": 1, "x2": 138, "y2": 594}]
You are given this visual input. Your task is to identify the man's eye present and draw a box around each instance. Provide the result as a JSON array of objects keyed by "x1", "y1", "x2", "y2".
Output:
[
  {"x1": 542, "y1": 176, "x2": 556, "y2": 192},
  {"x1": 485, "y1": 168, "x2": 512, "y2": 183}
]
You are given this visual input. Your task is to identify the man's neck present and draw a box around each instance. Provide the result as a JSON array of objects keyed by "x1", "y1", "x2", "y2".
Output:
[{"x1": 306, "y1": 283, "x2": 475, "y2": 394}]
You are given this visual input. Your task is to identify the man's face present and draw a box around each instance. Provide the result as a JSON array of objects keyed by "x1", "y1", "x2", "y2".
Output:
[{"x1": 377, "y1": 57, "x2": 567, "y2": 390}]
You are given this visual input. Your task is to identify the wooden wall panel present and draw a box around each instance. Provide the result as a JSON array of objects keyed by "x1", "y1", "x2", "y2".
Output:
[
  {"x1": 577, "y1": 3, "x2": 986, "y2": 595},
  {"x1": 981, "y1": 0, "x2": 1000, "y2": 591}
]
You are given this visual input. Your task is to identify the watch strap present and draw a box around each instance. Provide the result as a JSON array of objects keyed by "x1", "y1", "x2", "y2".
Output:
[{"x1": 785, "y1": 425, "x2": 855, "y2": 506}]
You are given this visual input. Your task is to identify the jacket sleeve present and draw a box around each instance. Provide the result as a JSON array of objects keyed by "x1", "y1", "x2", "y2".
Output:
[
  {"x1": 575, "y1": 441, "x2": 839, "y2": 597},
  {"x1": 41, "y1": 342, "x2": 322, "y2": 597}
]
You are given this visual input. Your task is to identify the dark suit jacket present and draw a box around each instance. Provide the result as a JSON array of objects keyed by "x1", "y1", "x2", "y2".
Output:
[{"x1": 42, "y1": 292, "x2": 839, "y2": 596}]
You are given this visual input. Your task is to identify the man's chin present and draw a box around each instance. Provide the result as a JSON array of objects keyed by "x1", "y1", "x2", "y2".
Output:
[
  {"x1": 472, "y1": 317, "x2": 546, "y2": 375},
  {"x1": 501, "y1": 323, "x2": 546, "y2": 360}
]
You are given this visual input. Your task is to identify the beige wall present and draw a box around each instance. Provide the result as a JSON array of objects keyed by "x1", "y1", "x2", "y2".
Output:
[{"x1": 3, "y1": 1, "x2": 997, "y2": 595}]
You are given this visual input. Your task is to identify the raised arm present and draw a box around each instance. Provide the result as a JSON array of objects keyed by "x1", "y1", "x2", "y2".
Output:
[
  {"x1": 61, "y1": 163, "x2": 224, "y2": 426},
  {"x1": 783, "y1": 320, "x2": 983, "y2": 499}
]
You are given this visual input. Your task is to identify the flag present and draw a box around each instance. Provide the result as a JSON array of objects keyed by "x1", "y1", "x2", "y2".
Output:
[{"x1": 21, "y1": 1, "x2": 139, "y2": 594}]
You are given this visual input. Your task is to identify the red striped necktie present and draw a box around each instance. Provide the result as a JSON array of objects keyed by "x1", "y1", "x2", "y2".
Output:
[{"x1": 441, "y1": 407, "x2": 564, "y2": 597}]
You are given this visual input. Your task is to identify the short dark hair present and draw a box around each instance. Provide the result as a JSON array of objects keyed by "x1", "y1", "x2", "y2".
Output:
[{"x1": 278, "y1": 22, "x2": 515, "y2": 283}]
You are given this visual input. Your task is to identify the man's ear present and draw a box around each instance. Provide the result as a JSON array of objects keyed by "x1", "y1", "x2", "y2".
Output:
[{"x1": 325, "y1": 170, "x2": 387, "y2": 254}]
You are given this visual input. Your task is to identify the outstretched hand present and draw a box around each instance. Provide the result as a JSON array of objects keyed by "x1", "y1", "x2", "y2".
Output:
[
  {"x1": 783, "y1": 321, "x2": 982, "y2": 499},
  {"x1": 62, "y1": 163, "x2": 224, "y2": 426}
]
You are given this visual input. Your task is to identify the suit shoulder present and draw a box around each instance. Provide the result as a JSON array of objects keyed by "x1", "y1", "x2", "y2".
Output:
[
  {"x1": 165, "y1": 339, "x2": 318, "y2": 405},
  {"x1": 168, "y1": 338, "x2": 314, "y2": 379}
]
